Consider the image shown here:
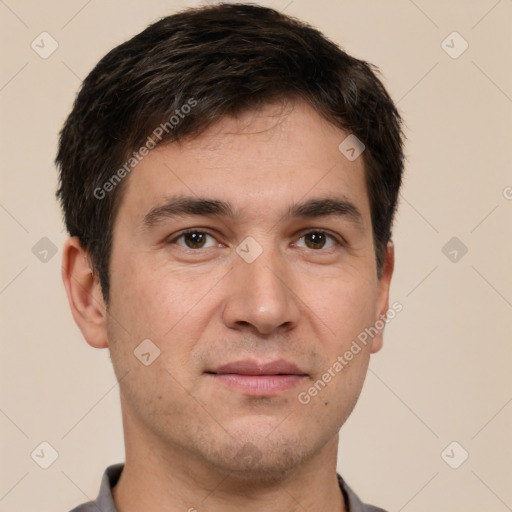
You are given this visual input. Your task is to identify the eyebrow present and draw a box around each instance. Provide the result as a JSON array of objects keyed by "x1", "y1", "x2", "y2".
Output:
[
  {"x1": 285, "y1": 197, "x2": 364, "y2": 231},
  {"x1": 142, "y1": 195, "x2": 364, "y2": 231},
  {"x1": 143, "y1": 196, "x2": 236, "y2": 228}
]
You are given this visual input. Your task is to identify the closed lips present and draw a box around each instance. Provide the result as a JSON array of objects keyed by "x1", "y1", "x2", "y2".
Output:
[{"x1": 207, "y1": 359, "x2": 308, "y2": 376}]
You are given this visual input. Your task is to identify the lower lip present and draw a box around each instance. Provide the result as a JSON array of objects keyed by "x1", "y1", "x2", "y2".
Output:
[{"x1": 209, "y1": 374, "x2": 307, "y2": 395}]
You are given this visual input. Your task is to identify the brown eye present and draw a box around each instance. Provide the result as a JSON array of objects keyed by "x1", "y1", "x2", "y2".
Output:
[
  {"x1": 174, "y1": 231, "x2": 216, "y2": 249},
  {"x1": 184, "y1": 232, "x2": 206, "y2": 248},
  {"x1": 305, "y1": 232, "x2": 326, "y2": 249},
  {"x1": 296, "y1": 231, "x2": 337, "y2": 250}
]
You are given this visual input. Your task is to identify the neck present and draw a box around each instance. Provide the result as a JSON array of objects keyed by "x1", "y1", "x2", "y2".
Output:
[{"x1": 113, "y1": 405, "x2": 346, "y2": 512}]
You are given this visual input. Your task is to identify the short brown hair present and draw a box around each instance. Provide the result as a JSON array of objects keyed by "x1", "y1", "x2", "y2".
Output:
[{"x1": 56, "y1": 3, "x2": 404, "y2": 302}]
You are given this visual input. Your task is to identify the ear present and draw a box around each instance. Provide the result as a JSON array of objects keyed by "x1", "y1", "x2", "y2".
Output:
[
  {"x1": 61, "y1": 237, "x2": 109, "y2": 349},
  {"x1": 370, "y1": 241, "x2": 395, "y2": 354}
]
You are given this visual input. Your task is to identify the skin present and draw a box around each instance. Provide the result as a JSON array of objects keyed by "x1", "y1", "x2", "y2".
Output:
[{"x1": 62, "y1": 99, "x2": 394, "y2": 512}]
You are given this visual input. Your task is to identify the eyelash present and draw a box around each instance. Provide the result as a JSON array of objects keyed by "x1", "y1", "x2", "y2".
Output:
[
  {"x1": 168, "y1": 229, "x2": 343, "y2": 251},
  {"x1": 293, "y1": 230, "x2": 342, "y2": 250}
]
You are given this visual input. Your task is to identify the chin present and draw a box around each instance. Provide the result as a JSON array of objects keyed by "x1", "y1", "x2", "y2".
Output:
[{"x1": 203, "y1": 433, "x2": 314, "y2": 484}]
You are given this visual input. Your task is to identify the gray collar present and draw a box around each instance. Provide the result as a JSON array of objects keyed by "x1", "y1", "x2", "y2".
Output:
[{"x1": 73, "y1": 463, "x2": 387, "y2": 512}]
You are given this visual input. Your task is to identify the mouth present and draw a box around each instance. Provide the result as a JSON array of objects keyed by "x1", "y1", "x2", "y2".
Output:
[{"x1": 205, "y1": 359, "x2": 309, "y2": 396}]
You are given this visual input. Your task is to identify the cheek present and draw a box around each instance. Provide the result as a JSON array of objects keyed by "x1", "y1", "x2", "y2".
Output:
[
  {"x1": 107, "y1": 257, "x2": 226, "y2": 384},
  {"x1": 303, "y1": 268, "x2": 378, "y2": 345},
  {"x1": 109, "y1": 255, "x2": 202, "y2": 338},
  {"x1": 292, "y1": 269, "x2": 376, "y2": 410}
]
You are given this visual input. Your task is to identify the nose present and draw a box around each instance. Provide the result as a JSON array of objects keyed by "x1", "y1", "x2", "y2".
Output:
[{"x1": 221, "y1": 244, "x2": 301, "y2": 336}]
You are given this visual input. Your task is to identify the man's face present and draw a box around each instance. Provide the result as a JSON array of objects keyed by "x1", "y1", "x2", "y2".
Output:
[{"x1": 105, "y1": 100, "x2": 391, "y2": 479}]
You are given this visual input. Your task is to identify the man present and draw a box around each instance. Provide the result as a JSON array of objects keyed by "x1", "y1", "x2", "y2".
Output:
[{"x1": 56, "y1": 3, "x2": 404, "y2": 511}]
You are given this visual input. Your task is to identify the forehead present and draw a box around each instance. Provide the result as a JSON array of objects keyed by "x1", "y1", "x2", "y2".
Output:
[{"x1": 116, "y1": 100, "x2": 370, "y2": 226}]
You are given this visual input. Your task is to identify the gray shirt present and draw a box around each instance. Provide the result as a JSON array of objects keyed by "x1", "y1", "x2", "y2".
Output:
[{"x1": 70, "y1": 464, "x2": 387, "y2": 512}]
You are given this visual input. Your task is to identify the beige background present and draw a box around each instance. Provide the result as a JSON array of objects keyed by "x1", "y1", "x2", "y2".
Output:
[{"x1": 1, "y1": 1, "x2": 511, "y2": 511}]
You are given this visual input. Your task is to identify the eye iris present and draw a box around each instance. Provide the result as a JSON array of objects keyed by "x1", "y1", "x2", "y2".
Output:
[
  {"x1": 305, "y1": 232, "x2": 326, "y2": 249},
  {"x1": 184, "y1": 232, "x2": 206, "y2": 248}
]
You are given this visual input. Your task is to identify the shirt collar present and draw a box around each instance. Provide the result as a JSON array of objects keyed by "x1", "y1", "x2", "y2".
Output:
[{"x1": 93, "y1": 463, "x2": 376, "y2": 512}]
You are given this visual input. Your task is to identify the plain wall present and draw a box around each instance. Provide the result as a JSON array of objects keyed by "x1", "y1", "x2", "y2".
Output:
[{"x1": 1, "y1": 1, "x2": 511, "y2": 511}]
